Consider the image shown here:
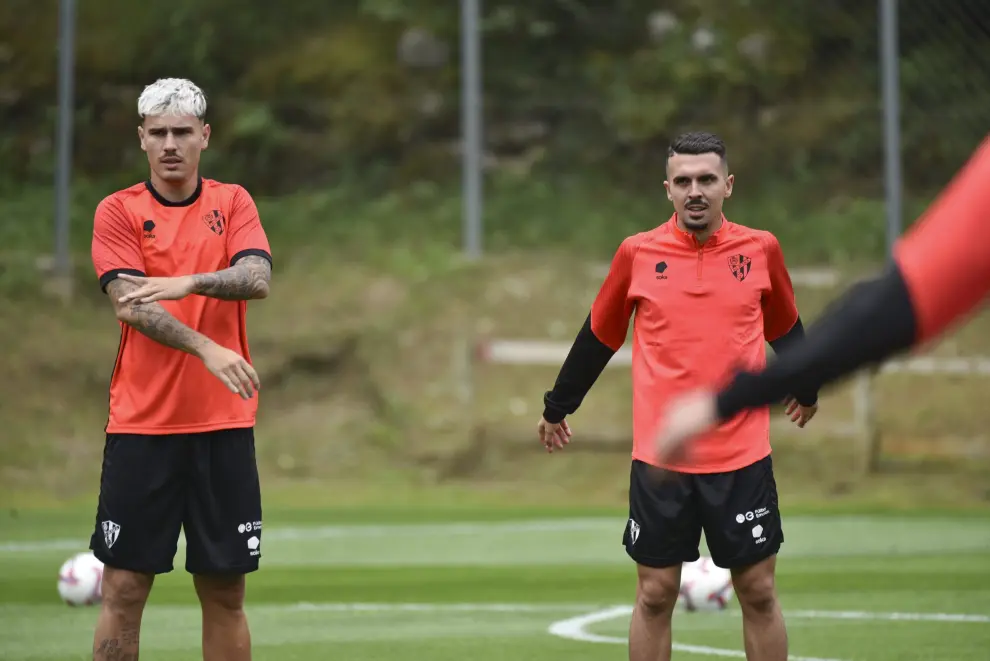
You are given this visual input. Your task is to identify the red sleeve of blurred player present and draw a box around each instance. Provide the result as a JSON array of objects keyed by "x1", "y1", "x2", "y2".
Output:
[
  {"x1": 716, "y1": 136, "x2": 990, "y2": 423},
  {"x1": 759, "y1": 233, "x2": 800, "y2": 342},
  {"x1": 227, "y1": 186, "x2": 273, "y2": 266},
  {"x1": 895, "y1": 136, "x2": 990, "y2": 345},
  {"x1": 92, "y1": 196, "x2": 146, "y2": 292},
  {"x1": 589, "y1": 237, "x2": 637, "y2": 350}
]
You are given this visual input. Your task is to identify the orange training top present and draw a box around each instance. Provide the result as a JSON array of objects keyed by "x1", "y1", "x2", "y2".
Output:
[
  {"x1": 91, "y1": 177, "x2": 272, "y2": 435},
  {"x1": 593, "y1": 215, "x2": 800, "y2": 473}
]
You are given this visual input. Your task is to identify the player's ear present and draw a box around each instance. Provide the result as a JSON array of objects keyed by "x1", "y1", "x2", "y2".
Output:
[
  {"x1": 663, "y1": 180, "x2": 673, "y2": 202},
  {"x1": 137, "y1": 126, "x2": 147, "y2": 153},
  {"x1": 201, "y1": 123, "x2": 211, "y2": 150},
  {"x1": 724, "y1": 173, "x2": 734, "y2": 198}
]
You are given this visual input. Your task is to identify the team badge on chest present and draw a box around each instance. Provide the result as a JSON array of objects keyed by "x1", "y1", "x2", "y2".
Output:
[
  {"x1": 728, "y1": 254, "x2": 752, "y2": 282},
  {"x1": 202, "y1": 209, "x2": 226, "y2": 236}
]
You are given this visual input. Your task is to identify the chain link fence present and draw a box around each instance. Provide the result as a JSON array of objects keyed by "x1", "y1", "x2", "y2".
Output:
[{"x1": 897, "y1": 0, "x2": 989, "y2": 191}]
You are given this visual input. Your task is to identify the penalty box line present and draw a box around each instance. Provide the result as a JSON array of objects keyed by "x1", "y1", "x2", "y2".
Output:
[{"x1": 264, "y1": 601, "x2": 990, "y2": 624}]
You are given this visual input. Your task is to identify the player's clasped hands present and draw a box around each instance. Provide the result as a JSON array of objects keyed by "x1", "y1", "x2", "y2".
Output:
[
  {"x1": 116, "y1": 273, "x2": 195, "y2": 304},
  {"x1": 199, "y1": 343, "x2": 261, "y2": 400},
  {"x1": 537, "y1": 417, "x2": 572, "y2": 453}
]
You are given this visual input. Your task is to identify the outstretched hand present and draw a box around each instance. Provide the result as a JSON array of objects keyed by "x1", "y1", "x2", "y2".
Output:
[{"x1": 116, "y1": 274, "x2": 195, "y2": 304}]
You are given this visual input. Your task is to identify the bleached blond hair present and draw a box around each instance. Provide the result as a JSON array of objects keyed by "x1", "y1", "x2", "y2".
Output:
[{"x1": 137, "y1": 78, "x2": 207, "y2": 120}]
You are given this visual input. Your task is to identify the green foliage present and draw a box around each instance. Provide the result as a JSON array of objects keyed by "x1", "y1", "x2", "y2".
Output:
[{"x1": 1, "y1": 0, "x2": 985, "y2": 201}]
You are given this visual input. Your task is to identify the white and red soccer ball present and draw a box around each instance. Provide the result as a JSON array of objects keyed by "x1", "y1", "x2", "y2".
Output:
[
  {"x1": 679, "y1": 556, "x2": 734, "y2": 612},
  {"x1": 57, "y1": 551, "x2": 104, "y2": 606}
]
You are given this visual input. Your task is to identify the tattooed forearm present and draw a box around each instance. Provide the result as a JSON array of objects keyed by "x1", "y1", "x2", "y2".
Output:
[
  {"x1": 189, "y1": 255, "x2": 271, "y2": 301},
  {"x1": 107, "y1": 279, "x2": 212, "y2": 357}
]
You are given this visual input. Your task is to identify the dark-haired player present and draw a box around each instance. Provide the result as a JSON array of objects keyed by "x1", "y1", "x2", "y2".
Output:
[
  {"x1": 656, "y1": 136, "x2": 990, "y2": 466},
  {"x1": 538, "y1": 132, "x2": 819, "y2": 661}
]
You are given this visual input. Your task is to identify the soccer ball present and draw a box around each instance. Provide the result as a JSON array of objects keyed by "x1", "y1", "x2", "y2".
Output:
[
  {"x1": 57, "y1": 551, "x2": 104, "y2": 606},
  {"x1": 678, "y1": 556, "x2": 734, "y2": 612}
]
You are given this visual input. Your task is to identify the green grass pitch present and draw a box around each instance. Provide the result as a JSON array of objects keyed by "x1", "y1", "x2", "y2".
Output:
[{"x1": 2, "y1": 507, "x2": 989, "y2": 660}]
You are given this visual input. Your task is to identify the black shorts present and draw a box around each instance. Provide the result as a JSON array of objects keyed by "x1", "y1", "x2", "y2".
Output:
[
  {"x1": 622, "y1": 455, "x2": 782, "y2": 569},
  {"x1": 89, "y1": 427, "x2": 263, "y2": 575}
]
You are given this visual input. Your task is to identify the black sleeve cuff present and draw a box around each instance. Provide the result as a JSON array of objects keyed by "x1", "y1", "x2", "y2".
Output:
[
  {"x1": 542, "y1": 401, "x2": 568, "y2": 424},
  {"x1": 99, "y1": 268, "x2": 146, "y2": 293},
  {"x1": 231, "y1": 249, "x2": 273, "y2": 267}
]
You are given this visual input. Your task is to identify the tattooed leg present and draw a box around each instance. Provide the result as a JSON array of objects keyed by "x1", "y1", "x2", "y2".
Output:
[{"x1": 93, "y1": 567, "x2": 152, "y2": 661}]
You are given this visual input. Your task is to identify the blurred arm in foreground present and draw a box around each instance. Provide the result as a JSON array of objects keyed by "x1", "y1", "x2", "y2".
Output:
[{"x1": 655, "y1": 135, "x2": 990, "y2": 464}]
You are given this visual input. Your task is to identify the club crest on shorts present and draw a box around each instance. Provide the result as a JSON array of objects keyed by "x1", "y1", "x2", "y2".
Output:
[
  {"x1": 628, "y1": 518, "x2": 641, "y2": 545},
  {"x1": 728, "y1": 254, "x2": 752, "y2": 282},
  {"x1": 202, "y1": 209, "x2": 225, "y2": 236},
  {"x1": 102, "y1": 520, "x2": 120, "y2": 549}
]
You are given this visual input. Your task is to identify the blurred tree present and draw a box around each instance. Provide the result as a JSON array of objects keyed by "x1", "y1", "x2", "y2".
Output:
[{"x1": 0, "y1": 0, "x2": 983, "y2": 197}]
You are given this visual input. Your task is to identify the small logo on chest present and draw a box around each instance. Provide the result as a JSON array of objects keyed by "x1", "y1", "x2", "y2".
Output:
[
  {"x1": 728, "y1": 254, "x2": 752, "y2": 282},
  {"x1": 202, "y1": 209, "x2": 225, "y2": 236},
  {"x1": 655, "y1": 261, "x2": 668, "y2": 280},
  {"x1": 142, "y1": 220, "x2": 156, "y2": 239}
]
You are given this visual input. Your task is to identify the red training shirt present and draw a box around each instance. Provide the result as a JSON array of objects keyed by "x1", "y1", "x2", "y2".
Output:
[
  {"x1": 895, "y1": 135, "x2": 990, "y2": 345},
  {"x1": 91, "y1": 178, "x2": 272, "y2": 435},
  {"x1": 593, "y1": 215, "x2": 800, "y2": 473}
]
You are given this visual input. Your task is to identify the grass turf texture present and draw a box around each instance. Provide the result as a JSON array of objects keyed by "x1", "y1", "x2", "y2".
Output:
[{"x1": 2, "y1": 507, "x2": 989, "y2": 660}]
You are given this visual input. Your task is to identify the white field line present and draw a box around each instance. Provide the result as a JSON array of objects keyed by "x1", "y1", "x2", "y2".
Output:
[
  {"x1": 547, "y1": 605, "x2": 632, "y2": 644},
  {"x1": 545, "y1": 604, "x2": 990, "y2": 660},
  {"x1": 281, "y1": 602, "x2": 990, "y2": 625},
  {"x1": 285, "y1": 602, "x2": 603, "y2": 614},
  {"x1": 0, "y1": 518, "x2": 616, "y2": 553},
  {"x1": 787, "y1": 609, "x2": 990, "y2": 623},
  {"x1": 547, "y1": 605, "x2": 990, "y2": 658},
  {"x1": 6, "y1": 515, "x2": 990, "y2": 555},
  {"x1": 548, "y1": 606, "x2": 850, "y2": 660},
  {"x1": 5, "y1": 601, "x2": 985, "y2": 623}
]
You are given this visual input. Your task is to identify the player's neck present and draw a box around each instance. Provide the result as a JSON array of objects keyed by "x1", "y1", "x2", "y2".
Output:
[{"x1": 148, "y1": 173, "x2": 200, "y2": 203}]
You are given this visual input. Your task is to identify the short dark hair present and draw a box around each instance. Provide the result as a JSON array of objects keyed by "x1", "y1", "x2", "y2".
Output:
[{"x1": 667, "y1": 131, "x2": 727, "y2": 169}]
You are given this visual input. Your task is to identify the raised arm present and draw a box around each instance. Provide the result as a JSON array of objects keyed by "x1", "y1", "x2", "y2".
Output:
[
  {"x1": 106, "y1": 278, "x2": 213, "y2": 356},
  {"x1": 716, "y1": 135, "x2": 990, "y2": 422},
  {"x1": 188, "y1": 254, "x2": 271, "y2": 300},
  {"x1": 114, "y1": 186, "x2": 274, "y2": 305},
  {"x1": 91, "y1": 197, "x2": 213, "y2": 355}
]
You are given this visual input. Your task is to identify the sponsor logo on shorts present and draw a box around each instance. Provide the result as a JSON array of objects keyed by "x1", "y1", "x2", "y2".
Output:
[
  {"x1": 247, "y1": 535, "x2": 260, "y2": 557},
  {"x1": 736, "y1": 507, "x2": 771, "y2": 524},
  {"x1": 102, "y1": 520, "x2": 120, "y2": 549},
  {"x1": 752, "y1": 524, "x2": 766, "y2": 544},
  {"x1": 237, "y1": 521, "x2": 263, "y2": 534}
]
